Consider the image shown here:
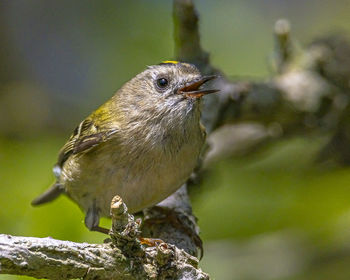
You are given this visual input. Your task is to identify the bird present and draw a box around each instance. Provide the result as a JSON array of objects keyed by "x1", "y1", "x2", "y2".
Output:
[{"x1": 32, "y1": 61, "x2": 218, "y2": 234}]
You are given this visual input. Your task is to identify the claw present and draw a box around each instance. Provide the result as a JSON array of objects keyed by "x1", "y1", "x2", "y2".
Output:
[
  {"x1": 139, "y1": 237, "x2": 165, "y2": 247},
  {"x1": 143, "y1": 206, "x2": 204, "y2": 259}
]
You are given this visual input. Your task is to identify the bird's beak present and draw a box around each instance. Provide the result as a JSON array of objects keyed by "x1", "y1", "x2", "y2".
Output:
[{"x1": 178, "y1": 75, "x2": 219, "y2": 98}]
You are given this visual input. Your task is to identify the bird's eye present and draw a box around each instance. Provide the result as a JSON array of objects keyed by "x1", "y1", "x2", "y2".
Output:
[{"x1": 156, "y1": 78, "x2": 169, "y2": 88}]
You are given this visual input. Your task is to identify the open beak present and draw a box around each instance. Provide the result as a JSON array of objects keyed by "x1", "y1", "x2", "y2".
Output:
[{"x1": 178, "y1": 75, "x2": 219, "y2": 98}]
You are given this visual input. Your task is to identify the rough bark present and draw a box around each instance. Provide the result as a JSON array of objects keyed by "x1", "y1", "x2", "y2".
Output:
[
  {"x1": 0, "y1": 196, "x2": 208, "y2": 280},
  {"x1": 0, "y1": 2, "x2": 211, "y2": 279},
  {"x1": 2, "y1": 0, "x2": 350, "y2": 279}
]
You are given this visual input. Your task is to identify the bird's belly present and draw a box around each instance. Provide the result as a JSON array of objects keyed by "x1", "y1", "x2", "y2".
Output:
[{"x1": 62, "y1": 141, "x2": 202, "y2": 216}]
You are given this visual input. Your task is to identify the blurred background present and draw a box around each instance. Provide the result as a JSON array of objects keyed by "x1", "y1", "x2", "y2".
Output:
[{"x1": 1, "y1": 0, "x2": 350, "y2": 279}]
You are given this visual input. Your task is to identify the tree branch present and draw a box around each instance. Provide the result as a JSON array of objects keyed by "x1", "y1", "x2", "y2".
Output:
[
  {"x1": 0, "y1": 196, "x2": 208, "y2": 280},
  {"x1": 0, "y1": 234, "x2": 127, "y2": 280},
  {"x1": 3, "y1": 0, "x2": 350, "y2": 278},
  {"x1": 1, "y1": 1, "x2": 212, "y2": 279}
]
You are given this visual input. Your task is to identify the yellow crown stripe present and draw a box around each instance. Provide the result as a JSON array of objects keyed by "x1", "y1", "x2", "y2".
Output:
[{"x1": 162, "y1": 60, "x2": 179, "y2": 64}]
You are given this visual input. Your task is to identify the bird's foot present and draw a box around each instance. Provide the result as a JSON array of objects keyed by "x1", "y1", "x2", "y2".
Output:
[
  {"x1": 90, "y1": 225, "x2": 110, "y2": 235},
  {"x1": 139, "y1": 237, "x2": 165, "y2": 247},
  {"x1": 142, "y1": 206, "x2": 203, "y2": 259}
]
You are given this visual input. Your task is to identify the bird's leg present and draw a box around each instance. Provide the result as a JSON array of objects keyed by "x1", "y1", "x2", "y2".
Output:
[{"x1": 85, "y1": 202, "x2": 109, "y2": 234}]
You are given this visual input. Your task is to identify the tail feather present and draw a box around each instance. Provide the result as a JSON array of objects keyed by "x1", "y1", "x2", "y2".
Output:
[{"x1": 31, "y1": 183, "x2": 64, "y2": 206}]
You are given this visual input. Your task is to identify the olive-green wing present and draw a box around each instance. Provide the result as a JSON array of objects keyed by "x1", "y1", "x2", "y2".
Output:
[
  {"x1": 32, "y1": 116, "x2": 118, "y2": 206},
  {"x1": 57, "y1": 117, "x2": 118, "y2": 168}
]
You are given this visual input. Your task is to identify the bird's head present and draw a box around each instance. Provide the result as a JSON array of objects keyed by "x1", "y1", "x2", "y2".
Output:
[{"x1": 118, "y1": 61, "x2": 218, "y2": 116}]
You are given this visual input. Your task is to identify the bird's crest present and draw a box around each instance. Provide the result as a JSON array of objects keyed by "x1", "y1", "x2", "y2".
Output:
[{"x1": 161, "y1": 60, "x2": 179, "y2": 65}]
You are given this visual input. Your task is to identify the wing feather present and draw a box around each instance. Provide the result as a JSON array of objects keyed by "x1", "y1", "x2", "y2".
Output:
[{"x1": 57, "y1": 117, "x2": 118, "y2": 168}]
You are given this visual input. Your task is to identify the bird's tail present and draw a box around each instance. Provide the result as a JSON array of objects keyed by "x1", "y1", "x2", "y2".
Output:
[{"x1": 31, "y1": 183, "x2": 64, "y2": 206}]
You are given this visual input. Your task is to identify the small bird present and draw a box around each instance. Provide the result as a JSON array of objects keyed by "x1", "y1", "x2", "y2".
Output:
[{"x1": 32, "y1": 61, "x2": 218, "y2": 233}]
